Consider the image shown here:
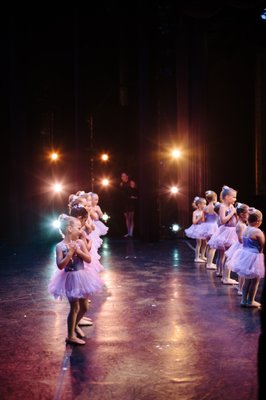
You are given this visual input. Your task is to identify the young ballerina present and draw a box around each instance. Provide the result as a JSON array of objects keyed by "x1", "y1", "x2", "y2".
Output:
[
  {"x1": 91, "y1": 192, "x2": 109, "y2": 237},
  {"x1": 232, "y1": 209, "x2": 265, "y2": 308},
  {"x1": 185, "y1": 196, "x2": 206, "y2": 263},
  {"x1": 199, "y1": 190, "x2": 219, "y2": 269},
  {"x1": 224, "y1": 203, "x2": 249, "y2": 295},
  {"x1": 48, "y1": 214, "x2": 102, "y2": 345},
  {"x1": 208, "y1": 185, "x2": 238, "y2": 284}
]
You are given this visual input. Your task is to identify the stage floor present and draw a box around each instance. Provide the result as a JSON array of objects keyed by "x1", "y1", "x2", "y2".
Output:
[{"x1": 0, "y1": 237, "x2": 262, "y2": 400}]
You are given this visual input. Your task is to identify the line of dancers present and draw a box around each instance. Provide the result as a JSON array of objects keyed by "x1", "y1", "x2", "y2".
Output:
[
  {"x1": 48, "y1": 191, "x2": 108, "y2": 345},
  {"x1": 185, "y1": 185, "x2": 265, "y2": 308}
]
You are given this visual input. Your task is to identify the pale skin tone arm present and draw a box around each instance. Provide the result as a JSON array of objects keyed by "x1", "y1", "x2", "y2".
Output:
[
  {"x1": 192, "y1": 210, "x2": 204, "y2": 224},
  {"x1": 219, "y1": 203, "x2": 236, "y2": 224},
  {"x1": 236, "y1": 223, "x2": 245, "y2": 244}
]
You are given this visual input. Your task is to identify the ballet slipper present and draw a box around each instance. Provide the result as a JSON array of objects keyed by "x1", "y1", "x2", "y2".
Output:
[
  {"x1": 206, "y1": 263, "x2": 216, "y2": 270},
  {"x1": 82, "y1": 316, "x2": 92, "y2": 322},
  {"x1": 221, "y1": 278, "x2": 238, "y2": 285},
  {"x1": 65, "y1": 336, "x2": 86, "y2": 345},
  {"x1": 78, "y1": 317, "x2": 93, "y2": 326},
  {"x1": 237, "y1": 290, "x2": 243, "y2": 296},
  {"x1": 246, "y1": 301, "x2": 261, "y2": 308},
  {"x1": 75, "y1": 326, "x2": 86, "y2": 338},
  {"x1": 194, "y1": 258, "x2": 205, "y2": 263}
]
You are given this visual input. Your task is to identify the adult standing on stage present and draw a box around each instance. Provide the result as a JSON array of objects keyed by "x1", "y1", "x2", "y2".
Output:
[{"x1": 119, "y1": 172, "x2": 136, "y2": 238}]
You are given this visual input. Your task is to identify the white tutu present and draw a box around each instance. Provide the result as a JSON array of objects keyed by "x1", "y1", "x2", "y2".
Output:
[
  {"x1": 208, "y1": 226, "x2": 238, "y2": 250},
  {"x1": 198, "y1": 221, "x2": 218, "y2": 240},
  {"x1": 225, "y1": 241, "x2": 242, "y2": 269},
  {"x1": 185, "y1": 224, "x2": 204, "y2": 239},
  {"x1": 48, "y1": 267, "x2": 104, "y2": 300},
  {"x1": 231, "y1": 249, "x2": 265, "y2": 279},
  {"x1": 94, "y1": 220, "x2": 109, "y2": 236}
]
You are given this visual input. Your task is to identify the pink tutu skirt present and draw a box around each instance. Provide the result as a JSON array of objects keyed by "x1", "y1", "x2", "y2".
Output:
[
  {"x1": 48, "y1": 267, "x2": 104, "y2": 300},
  {"x1": 185, "y1": 224, "x2": 204, "y2": 239},
  {"x1": 84, "y1": 245, "x2": 104, "y2": 273},
  {"x1": 94, "y1": 220, "x2": 109, "y2": 236},
  {"x1": 208, "y1": 226, "x2": 238, "y2": 250},
  {"x1": 225, "y1": 241, "x2": 242, "y2": 268},
  {"x1": 198, "y1": 222, "x2": 218, "y2": 240},
  {"x1": 89, "y1": 230, "x2": 103, "y2": 250},
  {"x1": 231, "y1": 249, "x2": 265, "y2": 279}
]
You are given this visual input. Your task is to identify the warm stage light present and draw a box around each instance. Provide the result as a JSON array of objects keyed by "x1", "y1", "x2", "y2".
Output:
[
  {"x1": 101, "y1": 153, "x2": 109, "y2": 161},
  {"x1": 171, "y1": 149, "x2": 181, "y2": 159},
  {"x1": 171, "y1": 224, "x2": 180, "y2": 232},
  {"x1": 102, "y1": 212, "x2": 110, "y2": 222},
  {"x1": 53, "y1": 183, "x2": 63, "y2": 193},
  {"x1": 102, "y1": 178, "x2": 110, "y2": 187},
  {"x1": 170, "y1": 186, "x2": 179, "y2": 194},
  {"x1": 50, "y1": 152, "x2": 59, "y2": 161}
]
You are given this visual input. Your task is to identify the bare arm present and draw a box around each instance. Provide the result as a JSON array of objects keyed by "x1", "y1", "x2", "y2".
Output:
[
  {"x1": 56, "y1": 243, "x2": 76, "y2": 270},
  {"x1": 192, "y1": 210, "x2": 203, "y2": 224},
  {"x1": 219, "y1": 204, "x2": 236, "y2": 224}
]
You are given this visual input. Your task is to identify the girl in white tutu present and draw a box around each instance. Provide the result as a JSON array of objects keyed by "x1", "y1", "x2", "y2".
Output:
[
  {"x1": 224, "y1": 203, "x2": 249, "y2": 295},
  {"x1": 231, "y1": 209, "x2": 265, "y2": 308},
  {"x1": 185, "y1": 196, "x2": 206, "y2": 263},
  {"x1": 208, "y1": 185, "x2": 238, "y2": 284},
  {"x1": 91, "y1": 192, "x2": 109, "y2": 236},
  {"x1": 199, "y1": 190, "x2": 218, "y2": 269},
  {"x1": 48, "y1": 214, "x2": 102, "y2": 345}
]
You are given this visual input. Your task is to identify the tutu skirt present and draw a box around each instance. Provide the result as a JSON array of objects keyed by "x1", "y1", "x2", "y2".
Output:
[
  {"x1": 185, "y1": 224, "x2": 204, "y2": 239},
  {"x1": 231, "y1": 249, "x2": 265, "y2": 279},
  {"x1": 225, "y1": 241, "x2": 242, "y2": 270},
  {"x1": 89, "y1": 230, "x2": 103, "y2": 250},
  {"x1": 198, "y1": 222, "x2": 218, "y2": 240},
  {"x1": 208, "y1": 226, "x2": 238, "y2": 250},
  {"x1": 94, "y1": 220, "x2": 109, "y2": 236},
  {"x1": 48, "y1": 267, "x2": 104, "y2": 300}
]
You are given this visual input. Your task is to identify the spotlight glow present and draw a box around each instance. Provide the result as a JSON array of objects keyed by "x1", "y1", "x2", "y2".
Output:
[
  {"x1": 101, "y1": 153, "x2": 109, "y2": 161},
  {"x1": 171, "y1": 149, "x2": 181, "y2": 159},
  {"x1": 171, "y1": 224, "x2": 180, "y2": 232},
  {"x1": 50, "y1": 152, "x2": 59, "y2": 161},
  {"x1": 170, "y1": 186, "x2": 179, "y2": 194},
  {"x1": 53, "y1": 183, "x2": 63, "y2": 193},
  {"x1": 102, "y1": 179, "x2": 110, "y2": 187},
  {"x1": 52, "y1": 220, "x2": 61, "y2": 229},
  {"x1": 260, "y1": 9, "x2": 266, "y2": 20},
  {"x1": 102, "y1": 212, "x2": 110, "y2": 222}
]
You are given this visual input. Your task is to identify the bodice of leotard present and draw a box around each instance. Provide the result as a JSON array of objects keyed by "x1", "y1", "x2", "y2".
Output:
[
  {"x1": 205, "y1": 213, "x2": 218, "y2": 223},
  {"x1": 242, "y1": 236, "x2": 261, "y2": 253},
  {"x1": 225, "y1": 209, "x2": 237, "y2": 227},
  {"x1": 62, "y1": 244, "x2": 84, "y2": 272}
]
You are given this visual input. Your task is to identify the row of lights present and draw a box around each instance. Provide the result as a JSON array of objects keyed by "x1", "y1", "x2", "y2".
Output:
[
  {"x1": 48, "y1": 148, "x2": 182, "y2": 233},
  {"x1": 49, "y1": 149, "x2": 181, "y2": 194}
]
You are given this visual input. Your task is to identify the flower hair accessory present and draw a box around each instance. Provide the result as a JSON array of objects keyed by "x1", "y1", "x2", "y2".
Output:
[
  {"x1": 194, "y1": 196, "x2": 200, "y2": 202},
  {"x1": 236, "y1": 202, "x2": 242, "y2": 208},
  {"x1": 222, "y1": 185, "x2": 230, "y2": 190}
]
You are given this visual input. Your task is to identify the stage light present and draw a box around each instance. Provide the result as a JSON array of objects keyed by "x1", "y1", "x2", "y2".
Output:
[
  {"x1": 102, "y1": 212, "x2": 110, "y2": 222},
  {"x1": 52, "y1": 219, "x2": 61, "y2": 229},
  {"x1": 260, "y1": 9, "x2": 266, "y2": 20},
  {"x1": 50, "y1": 152, "x2": 59, "y2": 161},
  {"x1": 101, "y1": 153, "x2": 109, "y2": 161},
  {"x1": 170, "y1": 186, "x2": 179, "y2": 194},
  {"x1": 101, "y1": 178, "x2": 110, "y2": 187},
  {"x1": 171, "y1": 149, "x2": 181, "y2": 159},
  {"x1": 171, "y1": 224, "x2": 180, "y2": 232},
  {"x1": 53, "y1": 183, "x2": 63, "y2": 193}
]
